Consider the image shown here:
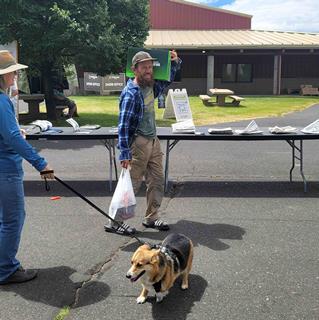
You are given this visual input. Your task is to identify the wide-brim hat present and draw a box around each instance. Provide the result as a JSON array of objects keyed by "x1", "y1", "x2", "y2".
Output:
[
  {"x1": 0, "y1": 50, "x2": 28, "y2": 75},
  {"x1": 132, "y1": 51, "x2": 157, "y2": 67}
]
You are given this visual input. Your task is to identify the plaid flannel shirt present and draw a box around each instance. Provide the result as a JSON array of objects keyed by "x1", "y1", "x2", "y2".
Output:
[{"x1": 118, "y1": 59, "x2": 181, "y2": 161}]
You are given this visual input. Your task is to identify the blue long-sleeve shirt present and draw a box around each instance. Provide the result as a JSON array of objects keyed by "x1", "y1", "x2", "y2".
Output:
[
  {"x1": 0, "y1": 93, "x2": 47, "y2": 174},
  {"x1": 118, "y1": 58, "x2": 181, "y2": 161}
]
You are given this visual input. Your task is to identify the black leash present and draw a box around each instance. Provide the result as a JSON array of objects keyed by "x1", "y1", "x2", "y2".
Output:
[{"x1": 43, "y1": 174, "x2": 145, "y2": 245}]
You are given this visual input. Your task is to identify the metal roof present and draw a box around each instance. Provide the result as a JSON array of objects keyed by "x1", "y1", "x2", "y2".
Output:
[{"x1": 145, "y1": 29, "x2": 319, "y2": 49}]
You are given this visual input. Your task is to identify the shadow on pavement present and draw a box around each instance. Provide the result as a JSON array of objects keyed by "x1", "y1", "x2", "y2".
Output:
[
  {"x1": 170, "y1": 181, "x2": 319, "y2": 198},
  {"x1": 0, "y1": 266, "x2": 110, "y2": 308},
  {"x1": 23, "y1": 180, "x2": 319, "y2": 198},
  {"x1": 23, "y1": 180, "x2": 113, "y2": 197},
  {"x1": 123, "y1": 220, "x2": 245, "y2": 252},
  {"x1": 29, "y1": 140, "x2": 104, "y2": 151},
  {"x1": 151, "y1": 274, "x2": 207, "y2": 320}
]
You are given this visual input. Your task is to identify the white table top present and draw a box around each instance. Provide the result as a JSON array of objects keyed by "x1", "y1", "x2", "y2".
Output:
[{"x1": 209, "y1": 88, "x2": 234, "y2": 95}]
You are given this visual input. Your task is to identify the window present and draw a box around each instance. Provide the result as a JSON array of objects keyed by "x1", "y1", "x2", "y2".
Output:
[
  {"x1": 237, "y1": 64, "x2": 252, "y2": 82},
  {"x1": 222, "y1": 64, "x2": 236, "y2": 82},
  {"x1": 222, "y1": 64, "x2": 252, "y2": 83}
]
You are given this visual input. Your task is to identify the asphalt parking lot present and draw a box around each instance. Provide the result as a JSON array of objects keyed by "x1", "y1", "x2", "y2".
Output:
[{"x1": 1, "y1": 105, "x2": 319, "y2": 320}]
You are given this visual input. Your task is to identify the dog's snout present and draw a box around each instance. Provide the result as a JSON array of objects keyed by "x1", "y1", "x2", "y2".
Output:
[{"x1": 126, "y1": 273, "x2": 132, "y2": 279}]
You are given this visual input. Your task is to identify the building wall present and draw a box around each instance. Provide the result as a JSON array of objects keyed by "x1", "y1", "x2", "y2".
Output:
[
  {"x1": 281, "y1": 55, "x2": 319, "y2": 93},
  {"x1": 282, "y1": 55, "x2": 319, "y2": 78},
  {"x1": 214, "y1": 78, "x2": 274, "y2": 95},
  {"x1": 150, "y1": 0, "x2": 251, "y2": 30},
  {"x1": 281, "y1": 78, "x2": 319, "y2": 94},
  {"x1": 176, "y1": 53, "x2": 274, "y2": 94},
  {"x1": 214, "y1": 55, "x2": 274, "y2": 78},
  {"x1": 169, "y1": 77, "x2": 274, "y2": 95},
  {"x1": 179, "y1": 54, "x2": 207, "y2": 78},
  {"x1": 169, "y1": 78, "x2": 207, "y2": 94},
  {"x1": 173, "y1": 52, "x2": 319, "y2": 95},
  {"x1": 214, "y1": 54, "x2": 274, "y2": 94}
]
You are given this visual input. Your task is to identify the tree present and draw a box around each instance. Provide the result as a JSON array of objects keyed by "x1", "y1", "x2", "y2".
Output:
[{"x1": 0, "y1": 0, "x2": 149, "y2": 120}]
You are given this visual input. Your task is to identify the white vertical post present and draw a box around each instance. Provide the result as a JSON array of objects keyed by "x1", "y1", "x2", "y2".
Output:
[
  {"x1": 207, "y1": 55, "x2": 214, "y2": 94},
  {"x1": 273, "y1": 55, "x2": 282, "y2": 95}
]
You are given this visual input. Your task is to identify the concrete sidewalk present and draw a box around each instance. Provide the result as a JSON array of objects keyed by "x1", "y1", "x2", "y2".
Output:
[{"x1": 1, "y1": 105, "x2": 319, "y2": 320}]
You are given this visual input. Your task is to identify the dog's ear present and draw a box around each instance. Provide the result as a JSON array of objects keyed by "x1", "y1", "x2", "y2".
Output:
[
  {"x1": 150, "y1": 250, "x2": 160, "y2": 265},
  {"x1": 140, "y1": 244, "x2": 151, "y2": 250}
]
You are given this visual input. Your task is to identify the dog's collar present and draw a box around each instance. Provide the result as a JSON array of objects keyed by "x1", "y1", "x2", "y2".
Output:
[{"x1": 150, "y1": 244, "x2": 180, "y2": 273}]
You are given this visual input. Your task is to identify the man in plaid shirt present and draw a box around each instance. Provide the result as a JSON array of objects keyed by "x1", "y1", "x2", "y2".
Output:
[{"x1": 105, "y1": 50, "x2": 181, "y2": 235}]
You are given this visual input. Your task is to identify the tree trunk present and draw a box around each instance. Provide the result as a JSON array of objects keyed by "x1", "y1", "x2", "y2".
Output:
[{"x1": 41, "y1": 66, "x2": 57, "y2": 121}]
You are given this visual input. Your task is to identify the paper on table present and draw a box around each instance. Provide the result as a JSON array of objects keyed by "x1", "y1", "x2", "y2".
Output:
[
  {"x1": 172, "y1": 119, "x2": 196, "y2": 133},
  {"x1": 109, "y1": 127, "x2": 118, "y2": 134},
  {"x1": 269, "y1": 126, "x2": 297, "y2": 134},
  {"x1": 74, "y1": 131, "x2": 92, "y2": 134},
  {"x1": 66, "y1": 118, "x2": 80, "y2": 131},
  {"x1": 301, "y1": 119, "x2": 319, "y2": 134},
  {"x1": 80, "y1": 124, "x2": 101, "y2": 130},
  {"x1": 208, "y1": 127, "x2": 233, "y2": 134},
  {"x1": 66, "y1": 118, "x2": 99, "y2": 133},
  {"x1": 23, "y1": 125, "x2": 41, "y2": 134},
  {"x1": 24, "y1": 120, "x2": 63, "y2": 135},
  {"x1": 30, "y1": 120, "x2": 53, "y2": 132},
  {"x1": 234, "y1": 120, "x2": 263, "y2": 135}
]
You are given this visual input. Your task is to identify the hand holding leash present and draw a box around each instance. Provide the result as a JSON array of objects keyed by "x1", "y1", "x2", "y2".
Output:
[{"x1": 40, "y1": 165, "x2": 55, "y2": 180}]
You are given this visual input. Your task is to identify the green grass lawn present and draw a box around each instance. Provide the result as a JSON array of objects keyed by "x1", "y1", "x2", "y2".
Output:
[{"x1": 52, "y1": 95, "x2": 319, "y2": 127}]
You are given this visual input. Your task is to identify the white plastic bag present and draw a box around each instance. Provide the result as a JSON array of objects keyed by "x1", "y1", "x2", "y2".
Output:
[{"x1": 108, "y1": 168, "x2": 136, "y2": 221}]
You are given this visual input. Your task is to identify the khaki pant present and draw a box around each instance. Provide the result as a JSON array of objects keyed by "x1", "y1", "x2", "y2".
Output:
[{"x1": 130, "y1": 135, "x2": 164, "y2": 224}]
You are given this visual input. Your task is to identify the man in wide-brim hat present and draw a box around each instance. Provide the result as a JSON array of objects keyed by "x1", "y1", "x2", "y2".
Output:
[{"x1": 0, "y1": 50, "x2": 55, "y2": 285}]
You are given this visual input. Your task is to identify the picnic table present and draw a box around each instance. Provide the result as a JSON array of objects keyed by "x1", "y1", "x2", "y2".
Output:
[
  {"x1": 209, "y1": 88, "x2": 234, "y2": 106},
  {"x1": 19, "y1": 94, "x2": 45, "y2": 122}
]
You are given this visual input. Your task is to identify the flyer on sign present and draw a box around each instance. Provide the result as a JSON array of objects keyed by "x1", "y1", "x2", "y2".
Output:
[
  {"x1": 163, "y1": 89, "x2": 193, "y2": 122},
  {"x1": 163, "y1": 89, "x2": 195, "y2": 133}
]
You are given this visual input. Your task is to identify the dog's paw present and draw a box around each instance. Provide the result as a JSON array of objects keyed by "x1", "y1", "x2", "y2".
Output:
[
  {"x1": 181, "y1": 283, "x2": 189, "y2": 290},
  {"x1": 136, "y1": 296, "x2": 146, "y2": 304},
  {"x1": 162, "y1": 290, "x2": 169, "y2": 297},
  {"x1": 155, "y1": 292, "x2": 165, "y2": 303}
]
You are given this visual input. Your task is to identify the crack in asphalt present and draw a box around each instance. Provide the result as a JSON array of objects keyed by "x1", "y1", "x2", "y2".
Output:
[
  {"x1": 67, "y1": 181, "x2": 185, "y2": 313},
  {"x1": 71, "y1": 239, "x2": 134, "y2": 309}
]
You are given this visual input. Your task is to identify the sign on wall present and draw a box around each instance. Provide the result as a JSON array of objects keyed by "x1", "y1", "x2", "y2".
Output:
[
  {"x1": 84, "y1": 72, "x2": 126, "y2": 94},
  {"x1": 84, "y1": 72, "x2": 101, "y2": 92},
  {"x1": 101, "y1": 73, "x2": 126, "y2": 93}
]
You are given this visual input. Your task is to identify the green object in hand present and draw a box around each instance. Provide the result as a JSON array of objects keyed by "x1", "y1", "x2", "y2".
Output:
[{"x1": 125, "y1": 47, "x2": 171, "y2": 81}]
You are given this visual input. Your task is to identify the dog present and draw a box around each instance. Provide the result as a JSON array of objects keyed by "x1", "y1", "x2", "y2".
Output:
[{"x1": 126, "y1": 233, "x2": 194, "y2": 304}]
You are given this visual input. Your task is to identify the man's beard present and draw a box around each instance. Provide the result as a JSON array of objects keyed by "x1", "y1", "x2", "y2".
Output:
[{"x1": 136, "y1": 74, "x2": 154, "y2": 88}]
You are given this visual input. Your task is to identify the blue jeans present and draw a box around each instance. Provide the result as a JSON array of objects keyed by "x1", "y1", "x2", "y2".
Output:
[{"x1": 0, "y1": 172, "x2": 25, "y2": 281}]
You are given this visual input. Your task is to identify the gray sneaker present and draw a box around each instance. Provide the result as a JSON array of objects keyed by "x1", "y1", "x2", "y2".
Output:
[{"x1": 0, "y1": 266, "x2": 38, "y2": 285}]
